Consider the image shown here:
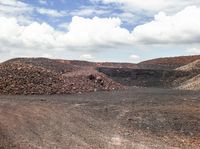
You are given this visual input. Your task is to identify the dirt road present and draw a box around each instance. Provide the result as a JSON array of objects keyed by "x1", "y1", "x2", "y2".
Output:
[{"x1": 0, "y1": 87, "x2": 200, "y2": 148}]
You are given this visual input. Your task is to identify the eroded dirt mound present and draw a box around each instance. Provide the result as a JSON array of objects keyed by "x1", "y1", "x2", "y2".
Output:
[{"x1": 0, "y1": 61, "x2": 122, "y2": 95}]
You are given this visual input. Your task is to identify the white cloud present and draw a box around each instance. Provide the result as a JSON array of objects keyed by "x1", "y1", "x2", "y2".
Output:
[
  {"x1": 0, "y1": 0, "x2": 66, "y2": 19},
  {"x1": 132, "y1": 6, "x2": 200, "y2": 44},
  {"x1": 36, "y1": 8, "x2": 67, "y2": 17},
  {"x1": 96, "y1": 0, "x2": 200, "y2": 13},
  {"x1": 98, "y1": 0, "x2": 168, "y2": 12},
  {"x1": 80, "y1": 54, "x2": 94, "y2": 60},
  {"x1": 39, "y1": 0, "x2": 47, "y2": 5},
  {"x1": 63, "y1": 16, "x2": 133, "y2": 48},
  {"x1": 0, "y1": 16, "x2": 134, "y2": 60},
  {"x1": 112, "y1": 12, "x2": 135, "y2": 25},
  {"x1": 186, "y1": 48, "x2": 200, "y2": 55},
  {"x1": 0, "y1": 0, "x2": 33, "y2": 24},
  {"x1": 129, "y1": 54, "x2": 140, "y2": 63},
  {"x1": 2, "y1": 1, "x2": 200, "y2": 62},
  {"x1": 0, "y1": 0, "x2": 32, "y2": 15},
  {"x1": 70, "y1": 7, "x2": 109, "y2": 17},
  {"x1": 58, "y1": 22, "x2": 69, "y2": 30}
]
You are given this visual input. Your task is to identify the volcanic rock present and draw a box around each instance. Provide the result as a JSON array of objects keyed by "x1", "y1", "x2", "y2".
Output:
[{"x1": 0, "y1": 59, "x2": 123, "y2": 95}]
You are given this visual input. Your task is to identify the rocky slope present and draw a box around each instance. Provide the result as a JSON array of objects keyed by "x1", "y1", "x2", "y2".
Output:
[
  {"x1": 176, "y1": 59, "x2": 200, "y2": 72},
  {"x1": 176, "y1": 74, "x2": 200, "y2": 90},
  {"x1": 0, "y1": 59, "x2": 122, "y2": 95},
  {"x1": 174, "y1": 60, "x2": 200, "y2": 90},
  {"x1": 2, "y1": 55, "x2": 200, "y2": 94},
  {"x1": 138, "y1": 55, "x2": 200, "y2": 70},
  {"x1": 98, "y1": 67, "x2": 192, "y2": 88}
]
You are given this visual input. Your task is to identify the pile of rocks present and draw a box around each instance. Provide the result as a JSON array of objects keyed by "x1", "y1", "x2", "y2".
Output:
[
  {"x1": 5, "y1": 58, "x2": 81, "y2": 74},
  {"x1": 0, "y1": 60, "x2": 123, "y2": 95},
  {"x1": 62, "y1": 73, "x2": 122, "y2": 94}
]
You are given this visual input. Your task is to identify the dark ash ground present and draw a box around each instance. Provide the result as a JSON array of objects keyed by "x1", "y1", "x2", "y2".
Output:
[{"x1": 0, "y1": 87, "x2": 200, "y2": 149}]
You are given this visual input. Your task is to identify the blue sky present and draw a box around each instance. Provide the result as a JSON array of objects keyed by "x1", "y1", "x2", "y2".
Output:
[{"x1": 0, "y1": 0, "x2": 200, "y2": 62}]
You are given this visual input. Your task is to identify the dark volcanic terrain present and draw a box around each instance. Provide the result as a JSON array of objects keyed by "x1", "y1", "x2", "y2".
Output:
[
  {"x1": 0, "y1": 88, "x2": 200, "y2": 148},
  {"x1": 0, "y1": 58, "x2": 123, "y2": 95},
  {"x1": 2, "y1": 55, "x2": 200, "y2": 95},
  {"x1": 1, "y1": 55, "x2": 200, "y2": 148}
]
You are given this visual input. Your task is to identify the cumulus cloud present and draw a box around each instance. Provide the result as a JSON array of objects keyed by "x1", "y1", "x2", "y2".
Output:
[
  {"x1": 64, "y1": 16, "x2": 133, "y2": 48},
  {"x1": 2, "y1": 0, "x2": 200, "y2": 62},
  {"x1": 0, "y1": 16, "x2": 134, "y2": 59},
  {"x1": 132, "y1": 6, "x2": 200, "y2": 44},
  {"x1": 2, "y1": 5, "x2": 200, "y2": 58}
]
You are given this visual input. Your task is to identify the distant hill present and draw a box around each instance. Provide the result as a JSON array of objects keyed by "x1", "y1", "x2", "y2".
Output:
[
  {"x1": 138, "y1": 55, "x2": 200, "y2": 70},
  {"x1": 176, "y1": 59, "x2": 200, "y2": 72}
]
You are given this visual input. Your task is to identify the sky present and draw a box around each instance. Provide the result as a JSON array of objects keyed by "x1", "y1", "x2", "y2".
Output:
[{"x1": 1, "y1": 0, "x2": 200, "y2": 63}]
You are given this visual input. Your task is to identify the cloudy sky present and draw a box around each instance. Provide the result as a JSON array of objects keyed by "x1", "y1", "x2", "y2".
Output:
[{"x1": 0, "y1": 0, "x2": 200, "y2": 62}]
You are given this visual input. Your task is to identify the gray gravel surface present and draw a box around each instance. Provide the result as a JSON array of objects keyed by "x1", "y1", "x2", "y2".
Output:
[{"x1": 0, "y1": 87, "x2": 200, "y2": 149}]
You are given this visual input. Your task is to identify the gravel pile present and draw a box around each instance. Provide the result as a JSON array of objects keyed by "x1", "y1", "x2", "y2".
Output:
[{"x1": 0, "y1": 60, "x2": 123, "y2": 95}]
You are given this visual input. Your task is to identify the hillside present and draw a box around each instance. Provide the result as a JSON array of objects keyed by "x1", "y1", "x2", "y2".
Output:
[
  {"x1": 0, "y1": 59, "x2": 122, "y2": 95},
  {"x1": 1, "y1": 55, "x2": 200, "y2": 94},
  {"x1": 176, "y1": 59, "x2": 200, "y2": 72},
  {"x1": 138, "y1": 55, "x2": 200, "y2": 70},
  {"x1": 176, "y1": 74, "x2": 200, "y2": 90}
]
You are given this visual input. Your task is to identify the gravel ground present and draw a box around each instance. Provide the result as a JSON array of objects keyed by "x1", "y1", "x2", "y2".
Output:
[{"x1": 0, "y1": 87, "x2": 200, "y2": 149}]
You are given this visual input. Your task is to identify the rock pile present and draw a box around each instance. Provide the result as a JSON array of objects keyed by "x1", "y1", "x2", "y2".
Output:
[
  {"x1": 62, "y1": 72, "x2": 123, "y2": 94},
  {"x1": 5, "y1": 58, "x2": 81, "y2": 74},
  {"x1": 0, "y1": 59, "x2": 123, "y2": 95}
]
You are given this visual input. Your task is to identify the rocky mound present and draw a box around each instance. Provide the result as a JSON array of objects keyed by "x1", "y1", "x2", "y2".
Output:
[
  {"x1": 173, "y1": 59, "x2": 200, "y2": 90},
  {"x1": 5, "y1": 58, "x2": 81, "y2": 74},
  {"x1": 176, "y1": 74, "x2": 200, "y2": 90},
  {"x1": 0, "y1": 60, "x2": 122, "y2": 95},
  {"x1": 176, "y1": 59, "x2": 200, "y2": 72},
  {"x1": 139, "y1": 55, "x2": 200, "y2": 70},
  {"x1": 0, "y1": 61, "x2": 63, "y2": 95}
]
